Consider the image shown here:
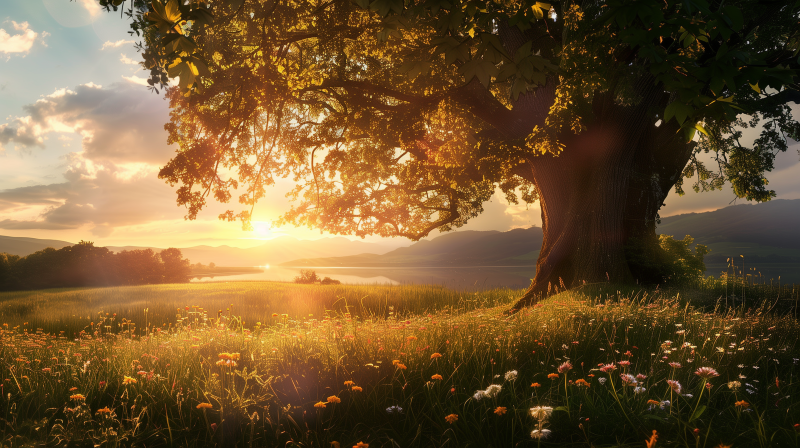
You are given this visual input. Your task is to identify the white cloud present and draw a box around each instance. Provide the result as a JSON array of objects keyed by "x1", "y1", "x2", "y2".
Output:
[
  {"x1": 100, "y1": 39, "x2": 134, "y2": 50},
  {"x1": 0, "y1": 21, "x2": 43, "y2": 56},
  {"x1": 121, "y1": 75, "x2": 148, "y2": 86},
  {"x1": 0, "y1": 82, "x2": 174, "y2": 163},
  {"x1": 120, "y1": 53, "x2": 139, "y2": 65},
  {"x1": 78, "y1": 0, "x2": 103, "y2": 18}
]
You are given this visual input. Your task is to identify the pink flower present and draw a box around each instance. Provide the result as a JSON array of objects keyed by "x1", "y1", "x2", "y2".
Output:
[
  {"x1": 618, "y1": 360, "x2": 631, "y2": 367},
  {"x1": 635, "y1": 374, "x2": 647, "y2": 381},
  {"x1": 667, "y1": 380, "x2": 682, "y2": 394},
  {"x1": 558, "y1": 362, "x2": 573, "y2": 373},
  {"x1": 620, "y1": 374, "x2": 637, "y2": 386},
  {"x1": 694, "y1": 367, "x2": 720, "y2": 379},
  {"x1": 669, "y1": 362, "x2": 682, "y2": 369},
  {"x1": 600, "y1": 363, "x2": 616, "y2": 373}
]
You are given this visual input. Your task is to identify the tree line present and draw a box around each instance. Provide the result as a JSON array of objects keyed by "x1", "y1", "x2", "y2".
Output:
[{"x1": 0, "y1": 241, "x2": 192, "y2": 291}]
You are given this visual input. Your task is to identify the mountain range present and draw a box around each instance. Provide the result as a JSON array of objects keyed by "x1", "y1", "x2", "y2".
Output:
[{"x1": 2, "y1": 198, "x2": 799, "y2": 281}]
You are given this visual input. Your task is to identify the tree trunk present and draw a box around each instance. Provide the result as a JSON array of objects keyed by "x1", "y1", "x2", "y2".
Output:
[{"x1": 509, "y1": 84, "x2": 694, "y2": 311}]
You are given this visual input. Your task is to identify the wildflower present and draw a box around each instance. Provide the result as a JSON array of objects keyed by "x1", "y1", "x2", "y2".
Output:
[
  {"x1": 667, "y1": 380, "x2": 682, "y2": 394},
  {"x1": 327, "y1": 396, "x2": 341, "y2": 404},
  {"x1": 728, "y1": 381, "x2": 742, "y2": 391},
  {"x1": 445, "y1": 414, "x2": 458, "y2": 424},
  {"x1": 504, "y1": 370, "x2": 518, "y2": 381},
  {"x1": 647, "y1": 399, "x2": 661, "y2": 407},
  {"x1": 392, "y1": 360, "x2": 400, "y2": 365},
  {"x1": 598, "y1": 378, "x2": 607, "y2": 385},
  {"x1": 473, "y1": 390, "x2": 485, "y2": 400},
  {"x1": 599, "y1": 363, "x2": 616, "y2": 373},
  {"x1": 42, "y1": 368, "x2": 51, "y2": 373},
  {"x1": 695, "y1": 367, "x2": 720, "y2": 379},
  {"x1": 735, "y1": 400, "x2": 749, "y2": 409},
  {"x1": 352, "y1": 386, "x2": 363, "y2": 392},
  {"x1": 484, "y1": 384, "x2": 502, "y2": 398},
  {"x1": 96, "y1": 407, "x2": 112, "y2": 415},
  {"x1": 558, "y1": 362, "x2": 572, "y2": 373},
  {"x1": 669, "y1": 362, "x2": 682, "y2": 369},
  {"x1": 660, "y1": 400, "x2": 671, "y2": 409},
  {"x1": 314, "y1": 401, "x2": 327, "y2": 409},
  {"x1": 430, "y1": 353, "x2": 442, "y2": 360},
  {"x1": 547, "y1": 373, "x2": 559, "y2": 379},
  {"x1": 530, "y1": 429, "x2": 551, "y2": 439},
  {"x1": 69, "y1": 387, "x2": 78, "y2": 392},
  {"x1": 634, "y1": 386, "x2": 647, "y2": 394},
  {"x1": 396, "y1": 363, "x2": 407, "y2": 370},
  {"x1": 635, "y1": 373, "x2": 647, "y2": 381},
  {"x1": 386, "y1": 405, "x2": 403, "y2": 414},
  {"x1": 353, "y1": 443, "x2": 369, "y2": 448},
  {"x1": 70, "y1": 394, "x2": 86, "y2": 401},
  {"x1": 344, "y1": 381, "x2": 355, "y2": 387},
  {"x1": 620, "y1": 374, "x2": 637, "y2": 386},
  {"x1": 494, "y1": 406, "x2": 507, "y2": 415},
  {"x1": 645, "y1": 430, "x2": 658, "y2": 448},
  {"x1": 529, "y1": 406, "x2": 553, "y2": 420},
  {"x1": 618, "y1": 360, "x2": 630, "y2": 367},
  {"x1": 122, "y1": 376, "x2": 137, "y2": 385},
  {"x1": 575, "y1": 379, "x2": 590, "y2": 387},
  {"x1": 196, "y1": 403, "x2": 213, "y2": 410},
  {"x1": 431, "y1": 374, "x2": 443, "y2": 380},
  {"x1": 531, "y1": 382, "x2": 541, "y2": 388}
]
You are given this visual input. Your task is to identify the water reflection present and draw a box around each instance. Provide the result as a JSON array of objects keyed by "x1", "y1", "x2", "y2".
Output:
[{"x1": 191, "y1": 265, "x2": 535, "y2": 290}]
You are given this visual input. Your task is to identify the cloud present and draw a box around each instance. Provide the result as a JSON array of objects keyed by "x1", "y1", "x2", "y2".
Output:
[
  {"x1": 100, "y1": 39, "x2": 134, "y2": 50},
  {"x1": 0, "y1": 82, "x2": 174, "y2": 163},
  {"x1": 120, "y1": 53, "x2": 139, "y2": 65},
  {"x1": 0, "y1": 21, "x2": 45, "y2": 56},
  {"x1": 0, "y1": 158, "x2": 182, "y2": 234},
  {"x1": 122, "y1": 75, "x2": 149, "y2": 86}
]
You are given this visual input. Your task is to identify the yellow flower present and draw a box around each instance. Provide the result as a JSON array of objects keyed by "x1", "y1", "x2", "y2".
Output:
[
  {"x1": 445, "y1": 413, "x2": 458, "y2": 424},
  {"x1": 430, "y1": 353, "x2": 442, "y2": 360},
  {"x1": 351, "y1": 386, "x2": 363, "y2": 392},
  {"x1": 547, "y1": 373, "x2": 559, "y2": 379},
  {"x1": 70, "y1": 394, "x2": 85, "y2": 401},
  {"x1": 123, "y1": 376, "x2": 137, "y2": 385},
  {"x1": 327, "y1": 395, "x2": 341, "y2": 404},
  {"x1": 494, "y1": 406, "x2": 507, "y2": 416},
  {"x1": 392, "y1": 359, "x2": 400, "y2": 365},
  {"x1": 196, "y1": 403, "x2": 213, "y2": 410},
  {"x1": 431, "y1": 374, "x2": 443, "y2": 380},
  {"x1": 314, "y1": 401, "x2": 327, "y2": 408},
  {"x1": 344, "y1": 381, "x2": 355, "y2": 387}
]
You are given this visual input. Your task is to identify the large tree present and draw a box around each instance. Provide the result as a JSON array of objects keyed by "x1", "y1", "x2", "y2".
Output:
[{"x1": 102, "y1": 0, "x2": 799, "y2": 308}]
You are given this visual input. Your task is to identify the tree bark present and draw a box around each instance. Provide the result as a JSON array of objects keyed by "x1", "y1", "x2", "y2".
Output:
[{"x1": 509, "y1": 82, "x2": 694, "y2": 311}]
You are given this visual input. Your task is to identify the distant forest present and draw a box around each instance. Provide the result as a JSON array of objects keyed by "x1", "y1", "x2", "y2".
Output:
[{"x1": 0, "y1": 241, "x2": 192, "y2": 291}]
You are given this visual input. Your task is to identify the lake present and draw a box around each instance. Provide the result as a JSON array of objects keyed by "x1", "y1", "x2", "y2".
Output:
[{"x1": 191, "y1": 265, "x2": 536, "y2": 290}]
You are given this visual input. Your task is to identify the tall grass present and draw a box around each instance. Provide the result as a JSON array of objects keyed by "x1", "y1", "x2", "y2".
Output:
[{"x1": 0, "y1": 282, "x2": 799, "y2": 446}]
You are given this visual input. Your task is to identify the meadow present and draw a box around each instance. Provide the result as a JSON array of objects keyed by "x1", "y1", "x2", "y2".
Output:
[{"x1": 0, "y1": 280, "x2": 799, "y2": 447}]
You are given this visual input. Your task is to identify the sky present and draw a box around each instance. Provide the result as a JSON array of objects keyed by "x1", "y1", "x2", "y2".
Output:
[{"x1": 1, "y1": 1, "x2": 799, "y2": 250}]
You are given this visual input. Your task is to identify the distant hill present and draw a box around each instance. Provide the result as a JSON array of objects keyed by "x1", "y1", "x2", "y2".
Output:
[
  {"x1": 0, "y1": 235, "x2": 399, "y2": 266},
  {"x1": 283, "y1": 227, "x2": 544, "y2": 267},
  {"x1": 284, "y1": 199, "x2": 800, "y2": 281}
]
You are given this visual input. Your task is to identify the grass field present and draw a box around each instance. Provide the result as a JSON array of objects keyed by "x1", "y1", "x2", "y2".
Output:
[{"x1": 1, "y1": 281, "x2": 799, "y2": 447}]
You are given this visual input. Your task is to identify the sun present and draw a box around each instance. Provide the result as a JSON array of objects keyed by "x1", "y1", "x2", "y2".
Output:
[{"x1": 251, "y1": 221, "x2": 273, "y2": 238}]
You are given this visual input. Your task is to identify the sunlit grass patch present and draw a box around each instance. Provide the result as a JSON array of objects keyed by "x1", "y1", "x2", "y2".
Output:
[{"x1": 0, "y1": 285, "x2": 799, "y2": 446}]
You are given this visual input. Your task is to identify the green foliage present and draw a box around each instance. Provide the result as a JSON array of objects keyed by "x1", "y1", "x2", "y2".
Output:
[
  {"x1": 659, "y1": 234, "x2": 710, "y2": 283},
  {"x1": 625, "y1": 234, "x2": 708, "y2": 285},
  {"x1": 93, "y1": 0, "x2": 800, "y2": 242},
  {"x1": 0, "y1": 243, "x2": 192, "y2": 291}
]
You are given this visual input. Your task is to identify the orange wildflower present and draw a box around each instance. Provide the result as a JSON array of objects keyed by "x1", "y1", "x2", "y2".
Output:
[
  {"x1": 353, "y1": 442, "x2": 369, "y2": 448},
  {"x1": 196, "y1": 403, "x2": 213, "y2": 410},
  {"x1": 327, "y1": 396, "x2": 341, "y2": 404},
  {"x1": 351, "y1": 386, "x2": 363, "y2": 392},
  {"x1": 575, "y1": 379, "x2": 590, "y2": 387},
  {"x1": 344, "y1": 381, "x2": 355, "y2": 386},
  {"x1": 123, "y1": 376, "x2": 137, "y2": 385},
  {"x1": 531, "y1": 383, "x2": 541, "y2": 388},
  {"x1": 431, "y1": 374, "x2": 443, "y2": 380},
  {"x1": 547, "y1": 373, "x2": 559, "y2": 379},
  {"x1": 314, "y1": 401, "x2": 327, "y2": 408},
  {"x1": 735, "y1": 400, "x2": 749, "y2": 409},
  {"x1": 494, "y1": 406, "x2": 507, "y2": 415},
  {"x1": 396, "y1": 363, "x2": 407, "y2": 370},
  {"x1": 445, "y1": 414, "x2": 459, "y2": 424},
  {"x1": 430, "y1": 353, "x2": 442, "y2": 360}
]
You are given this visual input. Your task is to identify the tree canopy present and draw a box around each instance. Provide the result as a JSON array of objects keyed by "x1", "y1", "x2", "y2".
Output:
[{"x1": 98, "y1": 0, "x2": 800, "y2": 300}]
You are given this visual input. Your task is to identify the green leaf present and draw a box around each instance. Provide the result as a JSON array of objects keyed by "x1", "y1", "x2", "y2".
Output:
[
  {"x1": 664, "y1": 101, "x2": 693, "y2": 125},
  {"x1": 146, "y1": 0, "x2": 183, "y2": 34},
  {"x1": 694, "y1": 122, "x2": 709, "y2": 137},
  {"x1": 749, "y1": 83, "x2": 761, "y2": 94},
  {"x1": 722, "y1": 5, "x2": 743, "y2": 31},
  {"x1": 459, "y1": 59, "x2": 499, "y2": 87},
  {"x1": 690, "y1": 405, "x2": 707, "y2": 421}
]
